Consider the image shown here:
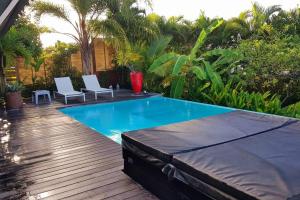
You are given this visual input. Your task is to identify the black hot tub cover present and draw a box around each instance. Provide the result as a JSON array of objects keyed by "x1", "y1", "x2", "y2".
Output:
[
  {"x1": 170, "y1": 121, "x2": 300, "y2": 200},
  {"x1": 122, "y1": 110, "x2": 294, "y2": 162}
]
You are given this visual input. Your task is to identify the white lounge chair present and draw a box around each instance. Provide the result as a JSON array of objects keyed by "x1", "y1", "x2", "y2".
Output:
[
  {"x1": 82, "y1": 75, "x2": 114, "y2": 100},
  {"x1": 54, "y1": 77, "x2": 85, "y2": 104}
]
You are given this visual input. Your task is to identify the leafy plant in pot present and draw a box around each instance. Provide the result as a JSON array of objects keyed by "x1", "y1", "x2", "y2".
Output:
[
  {"x1": 124, "y1": 36, "x2": 173, "y2": 94},
  {"x1": 5, "y1": 82, "x2": 24, "y2": 110}
]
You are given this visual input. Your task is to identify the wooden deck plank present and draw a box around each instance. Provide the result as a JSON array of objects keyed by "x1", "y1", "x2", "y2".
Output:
[
  {"x1": 27, "y1": 166, "x2": 123, "y2": 195},
  {"x1": 35, "y1": 173, "x2": 127, "y2": 199},
  {"x1": 59, "y1": 180, "x2": 140, "y2": 200},
  {"x1": 0, "y1": 91, "x2": 159, "y2": 200},
  {"x1": 102, "y1": 188, "x2": 151, "y2": 200},
  {"x1": 8, "y1": 152, "x2": 122, "y2": 179}
]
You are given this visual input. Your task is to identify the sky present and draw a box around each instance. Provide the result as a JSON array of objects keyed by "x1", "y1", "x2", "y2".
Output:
[{"x1": 38, "y1": 0, "x2": 300, "y2": 47}]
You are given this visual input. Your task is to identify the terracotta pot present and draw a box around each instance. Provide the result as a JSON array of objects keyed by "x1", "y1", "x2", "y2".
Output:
[
  {"x1": 130, "y1": 72, "x2": 143, "y2": 94},
  {"x1": 5, "y1": 91, "x2": 23, "y2": 110}
]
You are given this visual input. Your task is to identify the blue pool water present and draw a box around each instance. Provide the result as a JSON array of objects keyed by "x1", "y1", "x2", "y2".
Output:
[{"x1": 60, "y1": 97, "x2": 234, "y2": 143}]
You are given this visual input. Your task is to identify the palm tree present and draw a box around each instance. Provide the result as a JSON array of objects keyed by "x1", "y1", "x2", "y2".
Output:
[
  {"x1": 32, "y1": 0, "x2": 154, "y2": 74},
  {"x1": 246, "y1": 2, "x2": 282, "y2": 32},
  {"x1": 106, "y1": 0, "x2": 157, "y2": 45},
  {"x1": 32, "y1": 0, "x2": 114, "y2": 74},
  {"x1": 147, "y1": 14, "x2": 193, "y2": 53},
  {"x1": 219, "y1": 2, "x2": 281, "y2": 43},
  {"x1": 272, "y1": 8, "x2": 300, "y2": 35},
  {"x1": 91, "y1": 0, "x2": 158, "y2": 65},
  {"x1": 221, "y1": 15, "x2": 251, "y2": 45}
]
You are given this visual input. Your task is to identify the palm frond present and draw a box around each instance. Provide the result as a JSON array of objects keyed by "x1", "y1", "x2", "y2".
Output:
[
  {"x1": 145, "y1": 35, "x2": 172, "y2": 65},
  {"x1": 91, "y1": 19, "x2": 129, "y2": 51},
  {"x1": 265, "y1": 5, "x2": 282, "y2": 23},
  {"x1": 68, "y1": 0, "x2": 94, "y2": 17},
  {"x1": 32, "y1": 1, "x2": 71, "y2": 23},
  {"x1": 265, "y1": 5, "x2": 282, "y2": 18}
]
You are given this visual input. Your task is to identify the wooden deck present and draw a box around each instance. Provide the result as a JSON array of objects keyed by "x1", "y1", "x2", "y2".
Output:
[{"x1": 0, "y1": 90, "x2": 159, "y2": 200}]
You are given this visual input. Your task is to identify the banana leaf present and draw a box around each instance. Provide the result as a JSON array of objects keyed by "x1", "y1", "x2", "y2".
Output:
[
  {"x1": 170, "y1": 76, "x2": 185, "y2": 98},
  {"x1": 191, "y1": 66, "x2": 207, "y2": 80},
  {"x1": 148, "y1": 53, "x2": 177, "y2": 76},
  {"x1": 172, "y1": 55, "x2": 189, "y2": 75},
  {"x1": 190, "y1": 20, "x2": 223, "y2": 60}
]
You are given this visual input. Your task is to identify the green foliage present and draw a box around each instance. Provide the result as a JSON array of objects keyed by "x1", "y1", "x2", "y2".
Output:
[
  {"x1": 149, "y1": 20, "x2": 225, "y2": 98},
  {"x1": 0, "y1": 16, "x2": 43, "y2": 66},
  {"x1": 195, "y1": 79, "x2": 300, "y2": 118},
  {"x1": 282, "y1": 102, "x2": 300, "y2": 119},
  {"x1": 145, "y1": 36, "x2": 172, "y2": 66},
  {"x1": 32, "y1": 1, "x2": 71, "y2": 22},
  {"x1": 148, "y1": 14, "x2": 194, "y2": 53},
  {"x1": 144, "y1": 10, "x2": 300, "y2": 118},
  {"x1": 0, "y1": 16, "x2": 43, "y2": 97},
  {"x1": 272, "y1": 8, "x2": 300, "y2": 36},
  {"x1": 190, "y1": 20, "x2": 224, "y2": 59},
  {"x1": 5, "y1": 82, "x2": 25, "y2": 93},
  {"x1": 43, "y1": 41, "x2": 83, "y2": 90},
  {"x1": 110, "y1": 2, "x2": 300, "y2": 118},
  {"x1": 31, "y1": 57, "x2": 45, "y2": 87},
  {"x1": 105, "y1": 0, "x2": 158, "y2": 45},
  {"x1": 127, "y1": 35, "x2": 172, "y2": 72},
  {"x1": 170, "y1": 76, "x2": 185, "y2": 98},
  {"x1": 236, "y1": 36, "x2": 300, "y2": 105},
  {"x1": 31, "y1": 57, "x2": 45, "y2": 72},
  {"x1": 246, "y1": 3, "x2": 282, "y2": 32},
  {"x1": 123, "y1": 36, "x2": 173, "y2": 93},
  {"x1": 90, "y1": 0, "x2": 159, "y2": 66}
]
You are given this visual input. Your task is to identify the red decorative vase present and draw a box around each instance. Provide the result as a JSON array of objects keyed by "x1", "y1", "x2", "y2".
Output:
[{"x1": 130, "y1": 71, "x2": 143, "y2": 94}]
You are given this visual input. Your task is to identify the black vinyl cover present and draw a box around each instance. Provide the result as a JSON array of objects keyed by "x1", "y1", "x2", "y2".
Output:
[
  {"x1": 171, "y1": 121, "x2": 300, "y2": 200},
  {"x1": 122, "y1": 110, "x2": 294, "y2": 162}
]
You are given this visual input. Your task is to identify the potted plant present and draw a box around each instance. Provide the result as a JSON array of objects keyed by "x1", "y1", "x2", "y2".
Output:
[
  {"x1": 5, "y1": 82, "x2": 24, "y2": 110},
  {"x1": 129, "y1": 65, "x2": 143, "y2": 94},
  {"x1": 123, "y1": 36, "x2": 172, "y2": 95}
]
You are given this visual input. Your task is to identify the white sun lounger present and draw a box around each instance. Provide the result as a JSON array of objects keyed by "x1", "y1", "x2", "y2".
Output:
[
  {"x1": 82, "y1": 75, "x2": 114, "y2": 100},
  {"x1": 54, "y1": 77, "x2": 85, "y2": 104}
]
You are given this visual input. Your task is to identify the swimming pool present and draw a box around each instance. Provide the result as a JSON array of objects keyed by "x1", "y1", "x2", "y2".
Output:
[{"x1": 60, "y1": 97, "x2": 234, "y2": 143}]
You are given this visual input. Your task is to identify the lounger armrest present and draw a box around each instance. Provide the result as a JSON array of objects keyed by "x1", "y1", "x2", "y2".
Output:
[
  {"x1": 53, "y1": 91, "x2": 58, "y2": 98},
  {"x1": 80, "y1": 88, "x2": 87, "y2": 92},
  {"x1": 65, "y1": 93, "x2": 85, "y2": 97}
]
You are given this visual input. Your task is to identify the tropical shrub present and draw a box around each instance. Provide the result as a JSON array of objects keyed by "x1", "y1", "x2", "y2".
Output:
[
  {"x1": 148, "y1": 20, "x2": 236, "y2": 98},
  {"x1": 109, "y1": 35, "x2": 172, "y2": 93},
  {"x1": 271, "y1": 8, "x2": 300, "y2": 36},
  {"x1": 145, "y1": 20, "x2": 300, "y2": 118},
  {"x1": 194, "y1": 80, "x2": 300, "y2": 118},
  {"x1": 147, "y1": 14, "x2": 194, "y2": 54},
  {"x1": 90, "y1": 0, "x2": 159, "y2": 66},
  {"x1": 5, "y1": 82, "x2": 25, "y2": 93},
  {"x1": 0, "y1": 16, "x2": 43, "y2": 96},
  {"x1": 0, "y1": 16, "x2": 43, "y2": 66},
  {"x1": 236, "y1": 36, "x2": 300, "y2": 105},
  {"x1": 31, "y1": 57, "x2": 45, "y2": 88},
  {"x1": 43, "y1": 41, "x2": 83, "y2": 90}
]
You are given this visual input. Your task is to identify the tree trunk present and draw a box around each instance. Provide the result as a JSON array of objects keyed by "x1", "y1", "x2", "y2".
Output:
[
  {"x1": 80, "y1": 18, "x2": 92, "y2": 75},
  {"x1": 0, "y1": 53, "x2": 6, "y2": 96},
  {"x1": 80, "y1": 46, "x2": 91, "y2": 75},
  {"x1": 0, "y1": 70, "x2": 5, "y2": 96}
]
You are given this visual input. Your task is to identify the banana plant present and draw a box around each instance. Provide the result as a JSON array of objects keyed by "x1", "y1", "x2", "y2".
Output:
[
  {"x1": 31, "y1": 57, "x2": 45, "y2": 87},
  {"x1": 148, "y1": 20, "x2": 224, "y2": 98}
]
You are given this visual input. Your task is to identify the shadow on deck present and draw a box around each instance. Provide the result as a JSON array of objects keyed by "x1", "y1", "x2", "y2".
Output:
[{"x1": 0, "y1": 90, "x2": 159, "y2": 200}]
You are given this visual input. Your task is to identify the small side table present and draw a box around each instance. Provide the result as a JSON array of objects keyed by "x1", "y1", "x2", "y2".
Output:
[{"x1": 32, "y1": 90, "x2": 51, "y2": 104}]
